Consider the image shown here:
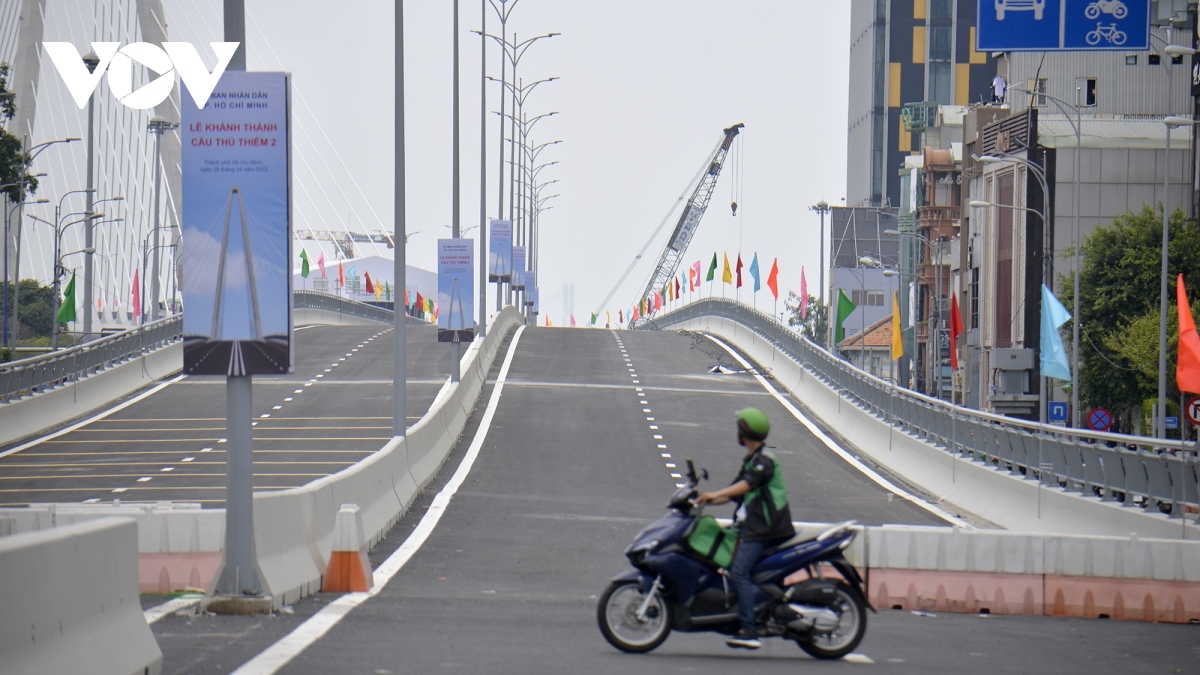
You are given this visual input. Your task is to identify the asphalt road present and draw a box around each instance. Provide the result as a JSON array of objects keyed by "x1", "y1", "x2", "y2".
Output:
[
  {"x1": 148, "y1": 326, "x2": 1199, "y2": 674},
  {"x1": 0, "y1": 322, "x2": 448, "y2": 506}
]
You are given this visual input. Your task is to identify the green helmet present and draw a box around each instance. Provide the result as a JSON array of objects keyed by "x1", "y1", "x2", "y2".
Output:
[{"x1": 736, "y1": 407, "x2": 770, "y2": 441}]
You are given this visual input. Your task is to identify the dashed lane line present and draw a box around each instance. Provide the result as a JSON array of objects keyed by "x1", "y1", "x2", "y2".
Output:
[
  {"x1": 230, "y1": 325, "x2": 528, "y2": 675},
  {"x1": 705, "y1": 334, "x2": 969, "y2": 528}
]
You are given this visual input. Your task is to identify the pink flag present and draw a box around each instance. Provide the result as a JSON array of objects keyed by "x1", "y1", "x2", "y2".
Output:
[
  {"x1": 691, "y1": 261, "x2": 702, "y2": 290},
  {"x1": 132, "y1": 270, "x2": 141, "y2": 319},
  {"x1": 800, "y1": 267, "x2": 809, "y2": 320},
  {"x1": 317, "y1": 252, "x2": 326, "y2": 278},
  {"x1": 569, "y1": 314, "x2": 576, "y2": 327}
]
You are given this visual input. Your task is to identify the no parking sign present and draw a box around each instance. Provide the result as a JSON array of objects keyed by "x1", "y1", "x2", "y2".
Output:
[{"x1": 1088, "y1": 408, "x2": 1113, "y2": 432}]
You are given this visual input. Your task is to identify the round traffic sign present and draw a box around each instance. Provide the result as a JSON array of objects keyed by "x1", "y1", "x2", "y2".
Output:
[
  {"x1": 1088, "y1": 408, "x2": 1113, "y2": 432},
  {"x1": 1186, "y1": 396, "x2": 1200, "y2": 426}
]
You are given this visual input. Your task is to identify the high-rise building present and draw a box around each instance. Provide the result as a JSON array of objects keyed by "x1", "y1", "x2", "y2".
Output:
[{"x1": 847, "y1": 0, "x2": 998, "y2": 209}]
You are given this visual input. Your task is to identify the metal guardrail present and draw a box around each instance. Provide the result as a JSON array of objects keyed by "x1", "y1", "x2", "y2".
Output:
[
  {"x1": 0, "y1": 292, "x2": 420, "y2": 405},
  {"x1": 0, "y1": 315, "x2": 182, "y2": 404},
  {"x1": 294, "y1": 289, "x2": 425, "y2": 325},
  {"x1": 651, "y1": 297, "x2": 1199, "y2": 519}
]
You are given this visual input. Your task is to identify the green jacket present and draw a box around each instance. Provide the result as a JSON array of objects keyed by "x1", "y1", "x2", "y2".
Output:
[{"x1": 733, "y1": 448, "x2": 795, "y2": 543}]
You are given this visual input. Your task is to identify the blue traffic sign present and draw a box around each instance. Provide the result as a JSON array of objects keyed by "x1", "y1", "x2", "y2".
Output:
[
  {"x1": 1166, "y1": 416, "x2": 1179, "y2": 430},
  {"x1": 1088, "y1": 408, "x2": 1113, "y2": 432},
  {"x1": 978, "y1": 0, "x2": 1150, "y2": 52},
  {"x1": 1048, "y1": 402, "x2": 1068, "y2": 422}
]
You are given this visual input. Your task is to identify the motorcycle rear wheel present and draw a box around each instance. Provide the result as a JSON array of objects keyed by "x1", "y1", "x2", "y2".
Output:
[
  {"x1": 795, "y1": 583, "x2": 867, "y2": 660},
  {"x1": 597, "y1": 580, "x2": 673, "y2": 653}
]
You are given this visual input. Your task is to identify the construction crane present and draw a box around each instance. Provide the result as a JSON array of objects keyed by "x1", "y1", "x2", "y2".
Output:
[{"x1": 593, "y1": 123, "x2": 743, "y2": 320}]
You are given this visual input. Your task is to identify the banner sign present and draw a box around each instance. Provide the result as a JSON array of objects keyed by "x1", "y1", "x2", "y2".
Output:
[
  {"x1": 488, "y1": 219, "x2": 512, "y2": 282},
  {"x1": 976, "y1": 0, "x2": 1150, "y2": 52},
  {"x1": 511, "y1": 245, "x2": 526, "y2": 291},
  {"x1": 524, "y1": 270, "x2": 536, "y2": 307},
  {"x1": 181, "y1": 71, "x2": 292, "y2": 376},
  {"x1": 437, "y1": 238, "x2": 475, "y2": 343}
]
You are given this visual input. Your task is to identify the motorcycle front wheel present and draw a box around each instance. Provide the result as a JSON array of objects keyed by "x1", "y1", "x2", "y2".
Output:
[
  {"x1": 795, "y1": 583, "x2": 867, "y2": 660},
  {"x1": 597, "y1": 580, "x2": 673, "y2": 653}
]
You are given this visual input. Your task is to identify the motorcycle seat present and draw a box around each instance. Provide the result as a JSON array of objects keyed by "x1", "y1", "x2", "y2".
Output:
[{"x1": 759, "y1": 532, "x2": 813, "y2": 557}]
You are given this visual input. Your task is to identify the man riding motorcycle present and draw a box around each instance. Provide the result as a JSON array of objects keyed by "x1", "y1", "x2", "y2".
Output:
[{"x1": 695, "y1": 407, "x2": 795, "y2": 649}]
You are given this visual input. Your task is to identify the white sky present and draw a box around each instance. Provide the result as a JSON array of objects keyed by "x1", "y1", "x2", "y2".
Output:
[{"x1": 177, "y1": 0, "x2": 853, "y2": 324}]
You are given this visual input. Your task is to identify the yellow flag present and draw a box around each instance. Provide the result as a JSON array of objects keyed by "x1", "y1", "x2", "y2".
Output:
[
  {"x1": 721, "y1": 253, "x2": 733, "y2": 284},
  {"x1": 606, "y1": 310, "x2": 611, "y2": 325},
  {"x1": 891, "y1": 290, "x2": 904, "y2": 360}
]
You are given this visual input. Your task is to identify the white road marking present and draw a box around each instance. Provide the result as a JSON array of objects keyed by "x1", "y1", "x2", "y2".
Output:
[
  {"x1": 643, "y1": 408, "x2": 652, "y2": 413},
  {"x1": 653, "y1": 434, "x2": 663, "y2": 440},
  {"x1": 705, "y1": 334, "x2": 969, "y2": 528},
  {"x1": 111, "y1": 487, "x2": 127, "y2": 493},
  {"x1": 137, "y1": 477, "x2": 152, "y2": 482},
  {"x1": 649, "y1": 425, "x2": 658, "y2": 430},
  {"x1": 160, "y1": 467, "x2": 174, "y2": 472},
  {"x1": 284, "y1": 398, "x2": 293, "y2": 402},
  {"x1": 844, "y1": 654, "x2": 875, "y2": 665},
  {"x1": 182, "y1": 457, "x2": 195, "y2": 462},
  {"x1": 0, "y1": 374, "x2": 188, "y2": 459},
  {"x1": 83, "y1": 498, "x2": 100, "y2": 503},
  {"x1": 294, "y1": 389, "x2": 303, "y2": 394},
  {"x1": 143, "y1": 595, "x2": 202, "y2": 624},
  {"x1": 232, "y1": 325, "x2": 528, "y2": 675},
  {"x1": 273, "y1": 406, "x2": 283, "y2": 410}
]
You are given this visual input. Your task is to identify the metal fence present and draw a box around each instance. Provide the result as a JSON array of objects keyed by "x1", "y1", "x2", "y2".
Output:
[
  {"x1": 294, "y1": 289, "x2": 424, "y2": 325},
  {"x1": 0, "y1": 292, "x2": 420, "y2": 405},
  {"x1": 650, "y1": 297, "x2": 1199, "y2": 519},
  {"x1": 0, "y1": 316, "x2": 182, "y2": 404}
]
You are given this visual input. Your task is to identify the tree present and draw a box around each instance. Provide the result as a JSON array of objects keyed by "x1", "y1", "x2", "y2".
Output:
[
  {"x1": 1068, "y1": 205, "x2": 1200, "y2": 417},
  {"x1": 0, "y1": 61, "x2": 38, "y2": 203},
  {"x1": 784, "y1": 291, "x2": 828, "y2": 347}
]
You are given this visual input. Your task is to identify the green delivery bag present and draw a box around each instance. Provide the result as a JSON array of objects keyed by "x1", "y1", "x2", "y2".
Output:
[{"x1": 686, "y1": 515, "x2": 737, "y2": 568}]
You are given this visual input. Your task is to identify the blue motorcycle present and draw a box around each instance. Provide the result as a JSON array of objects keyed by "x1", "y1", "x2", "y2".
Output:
[{"x1": 597, "y1": 461, "x2": 872, "y2": 659}]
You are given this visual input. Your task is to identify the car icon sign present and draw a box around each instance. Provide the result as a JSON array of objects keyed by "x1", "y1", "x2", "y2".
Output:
[{"x1": 996, "y1": 0, "x2": 1046, "y2": 20}]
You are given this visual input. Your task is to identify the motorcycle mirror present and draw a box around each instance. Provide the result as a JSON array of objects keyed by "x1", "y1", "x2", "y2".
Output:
[
  {"x1": 685, "y1": 459, "x2": 698, "y2": 485},
  {"x1": 701, "y1": 468, "x2": 709, "y2": 481}
]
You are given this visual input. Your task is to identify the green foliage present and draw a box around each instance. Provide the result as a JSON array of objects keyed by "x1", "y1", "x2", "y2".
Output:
[
  {"x1": 784, "y1": 291, "x2": 828, "y2": 347},
  {"x1": 1069, "y1": 205, "x2": 1200, "y2": 416},
  {"x1": 0, "y1": 62, "x2": 37, "y2": 203},
  {"x1": 4, "y1": 279, "x2": 54, "y2": 344}
]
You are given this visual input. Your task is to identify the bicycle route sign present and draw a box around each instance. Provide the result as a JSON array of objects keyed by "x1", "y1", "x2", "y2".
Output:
[{"x1": 977, "y1": 0, "x2": 1150, "y2": 52}]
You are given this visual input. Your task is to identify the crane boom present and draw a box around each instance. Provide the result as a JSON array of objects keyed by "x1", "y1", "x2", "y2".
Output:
[{"x1": 636, "y1": 123, "x2": 742, "y2": 310}]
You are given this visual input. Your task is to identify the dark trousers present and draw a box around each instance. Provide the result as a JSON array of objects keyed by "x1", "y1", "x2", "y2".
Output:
[{"x1": 730, "y1": 538, "x2": 767, "y2": 634}]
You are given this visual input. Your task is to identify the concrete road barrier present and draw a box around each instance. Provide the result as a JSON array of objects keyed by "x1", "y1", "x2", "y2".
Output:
[
  {"x1": 678, "y1": 315, "x2": 1198, "y2": 540},
  {"x1": 0, "y1": 517, "x2": 162, "y2": 675}
]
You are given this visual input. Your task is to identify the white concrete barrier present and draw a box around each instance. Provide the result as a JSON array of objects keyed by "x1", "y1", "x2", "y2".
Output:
[
  {"x1": 0, "y1": 517, "x2": 162, "y2": 675},
  {"x1": 0, "y1": 341, "x2": 182, "y2": 449},
  {"x1": 679, "y1": 315, "x2": 1198, "y2": 540}
]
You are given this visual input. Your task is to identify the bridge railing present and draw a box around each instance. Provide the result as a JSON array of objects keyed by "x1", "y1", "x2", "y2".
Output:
[
  {"x1": 0, "y1": 316, "x2": 183, "y2": 404},
  {"x1": 649, "y1": 297, "x2": 1199, "y2": 518},
  {"x1": 294, "y1": 289, "x2": 424, "y2": 324}
]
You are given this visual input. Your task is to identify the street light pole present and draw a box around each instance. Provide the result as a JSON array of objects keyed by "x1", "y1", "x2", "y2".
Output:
[
  {"x1": 810, "y1": 200, "x2": 830, "y2": 307},
  {"x1": 395, "y1": 0, "x2": 407, "y2": 438},
  {"x1": 478, "y1": 0, "x2": 487, "y2": 338},
  {"x1": 82, "y1": 51, "x2": 100, "y2": 342},
  {"x1": 148, "y1": 118, "x2": 179, "y2": 322},
  {"x1": 451, "y1": 0, "x2": 461, "y2": 384}
]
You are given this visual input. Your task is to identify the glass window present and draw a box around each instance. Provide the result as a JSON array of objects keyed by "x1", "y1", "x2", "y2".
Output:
[
  {"x1": 929, "y1": 62, "x2": 952, "y2": 105},
  {"x1": 930, "y1": 0, "x2": 953, "y2": 19}
]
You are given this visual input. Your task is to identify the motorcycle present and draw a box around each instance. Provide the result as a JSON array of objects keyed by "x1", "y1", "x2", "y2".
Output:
[
  {"x1": 597, "y1": 460, "x2": 872, "y2": 659},
  {"x1": 1085, "y1": 0, "x2": 1128, "y2": 20}
]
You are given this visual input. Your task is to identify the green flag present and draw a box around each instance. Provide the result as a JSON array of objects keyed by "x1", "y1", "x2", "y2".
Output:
[
  {"x1": 706, "y1": 253, "x2": 718, "y2": 282},
  {"x1": 590, "y1": 313, "x2": 597, "y2": 326},
  {"x1": 835, "y1": 289, "x2": 856, "y2": 345},
  {"x1": 56, "y1": 271, "x2": 77, "y2": 324},
  {"x1": 299, "y1": 249, "x2": 310, "y2": 278},
  {"x1": 384, "y1": 280, "x2": 391, "y2": 301}
]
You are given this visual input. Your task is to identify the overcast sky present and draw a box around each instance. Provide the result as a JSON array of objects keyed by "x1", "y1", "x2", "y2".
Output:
[{"x1": 168, "y1": 0, "x2": 852, "y2": 324}]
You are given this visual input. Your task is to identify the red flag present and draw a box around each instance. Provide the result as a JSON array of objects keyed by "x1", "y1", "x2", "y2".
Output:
[
  {"x1": 338, "y1": 261, "x2": 345, "y2": 289},
  {"x1": 800, "y1": 267, "x2": 809, "y2": 320},
  {"x1": 364, "y1": 272, "x2": 374, "y2": 295},
  {"x1": 736, "y1": 254, "x2": 744, "y2": 289},
  {"x1": 131, "y1": 270, "x2": 141, "y2": 319},
  {"x1": 633, "y1": 305, "x2": 640, "y2": 321},
  {"x1": 654, "y1": 291, "x2": 662, "y2": 311},
  {"x1": 619, "y1": 310, "x2": 624, "y2": 324},
  {"x1": 674, "y1": 277, "x2": 681, "y2": 300},
  {"x1": 950, "y1": 293, "x2": 966, "y2": 370},
  {"x1": 1177, "y1": 274, "x2": 1200, "y2": 393},
  {"x1": 767, "y1": 258, "x2": 779, "y2": 300}
]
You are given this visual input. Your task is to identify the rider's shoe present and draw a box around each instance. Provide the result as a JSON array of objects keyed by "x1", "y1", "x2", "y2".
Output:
[{"x1": 726, "y1": 630, "x2": 761, "y2": 650}]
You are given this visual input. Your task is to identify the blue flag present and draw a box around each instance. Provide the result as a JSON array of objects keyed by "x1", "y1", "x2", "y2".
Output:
[
  {"x1": 748, "y1": 253, "x2": 761, "y2": 293},
  {"x1": 1040, "y1": 284, "x2": 1072, "y2": 382}
]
